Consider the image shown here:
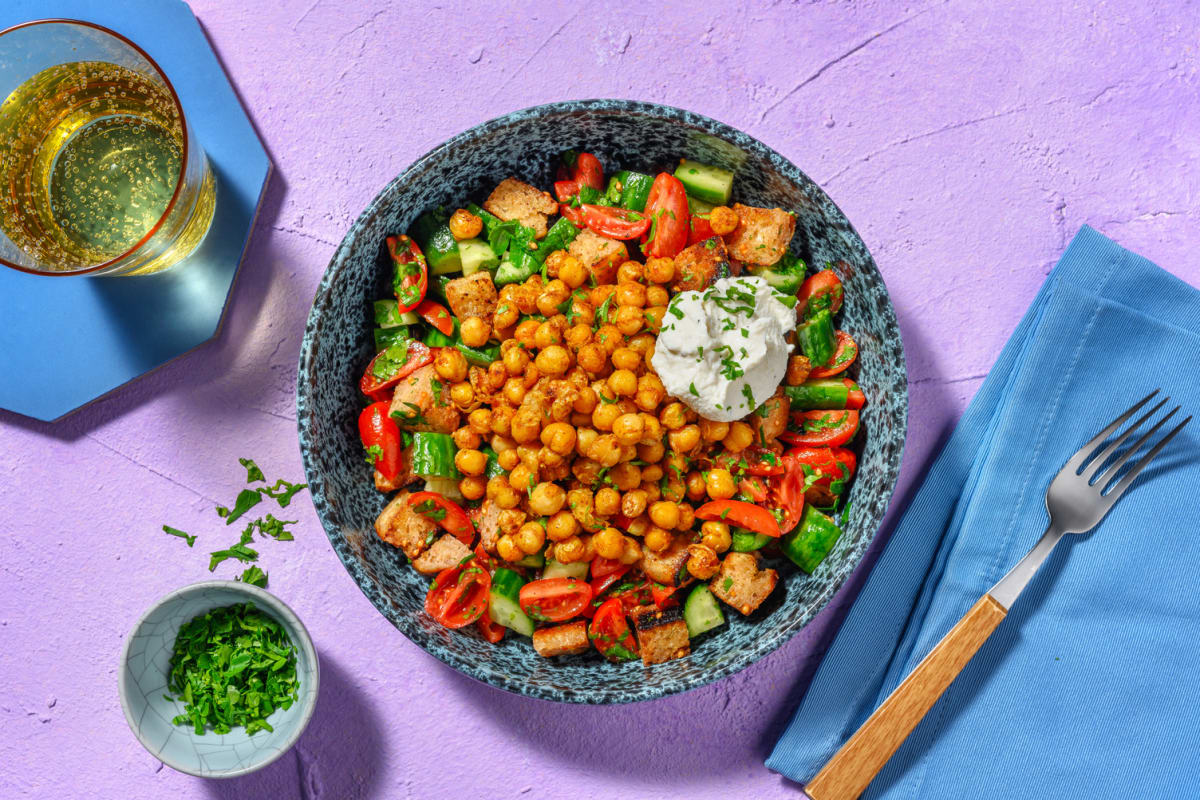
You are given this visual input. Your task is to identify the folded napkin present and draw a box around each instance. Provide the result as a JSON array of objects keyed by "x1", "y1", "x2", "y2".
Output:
[{"x1": 768, "y1": 226, "x2": 1200, "y2": 798}]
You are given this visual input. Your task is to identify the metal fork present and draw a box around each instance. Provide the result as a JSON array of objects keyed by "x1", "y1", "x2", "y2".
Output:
[{"x1": 805, "y1": 390, "x2": 1191, "y2": 800}]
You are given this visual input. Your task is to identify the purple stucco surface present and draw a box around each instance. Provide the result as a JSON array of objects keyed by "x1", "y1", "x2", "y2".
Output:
[{"x1": 2, "y1": 2, "x2": 1197, "y2": 798}]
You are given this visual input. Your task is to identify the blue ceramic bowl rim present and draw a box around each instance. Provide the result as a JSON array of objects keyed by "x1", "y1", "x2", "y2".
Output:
[
  {"x1": 298, "y1": 98, "x2": 907, "y2": 703},
  {"x1": 117, "y1": 580, "x2": 320, "y2": 778}
]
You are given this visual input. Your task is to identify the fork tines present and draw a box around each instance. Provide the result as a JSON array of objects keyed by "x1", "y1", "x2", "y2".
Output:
[{"x1": 1074, "y1": 389, "x2": 1191, "y2": 497}]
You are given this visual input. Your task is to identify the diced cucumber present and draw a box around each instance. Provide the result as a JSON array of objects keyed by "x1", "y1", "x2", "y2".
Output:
[
  {"x1": 683, "y1": 584, "x2": 726, "y2": 637},
  {"x1": 479, "y1": 446, "x2": 507, "y2": 480},
  {"x1": 457, "y1": 342, "x2": 500, "y2": 367},
  {"x1": 410, "y1": 432, "x2": 459, "y2": 479},
  {"x1": 513, "y1": 551, "x2": 545, "y2": 569},
  {"x1": 798, "y1": 308, "x2": 836, "y2": 366},
  {"x1": 494, "y1": 249, "x2": 539, "y2": 286},
  {"x1": 373, "y1": 326, "x2": 409, "y2": 351},
  {"x1": 374, "y1": 299, "x2": 419, "y2": 328},
  {"x1": 612, "y1": 170, "x2": 653, "y2": 212},
  {"x1": 466, "y1": 202, "x2": 502, "y2": 234},
  {"x1": 542, "y1": 559, "x2": 588, "y2": 580},
  {"x1": 426, "y1": 274, "x2": 454, "y2": 305},
  {"x1": 535, "y1": 217, "x2": 581, "y2": 263},
  {"x1": 781, "y1": 505, "x2": 844, "y2": 573},
  {"x1": 422, "y1": 326, "x2": 456, "y2": 348},
  {"x1": 687, "y1": 195, "x2": 716, "y2": 215},
  {"x1": 458, "y1": 237, "x2": 499, "y2": 275},
  {"x1": 603, "y1": 176, "x2": 623, "y2": 205},
  {"x1": 785, "y1": 379, "x2": 851, "y2": 410},
  {"x1": 422, "y1": 476, "x2": 464, "y2": 503},
  {"x1": 675, "y1": 159, "x2": 734, "y2": 205},
  {"x1": 489, "y1": 568, "x2": 534, "y2": 636},
  {"x1": 731, "y1": 530, "x2": 772, "y2": 552},
  {"x1": 409, "y1": 209, "x2": 462, "y2": 275},
  {"x1": 749, "y1": 264, "x2": 805, "y2": 295}
]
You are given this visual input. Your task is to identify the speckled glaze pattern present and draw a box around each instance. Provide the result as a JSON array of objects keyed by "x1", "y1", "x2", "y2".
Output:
[{"x1": 296, "y1": 99, "x2": 907, "y2": 704}]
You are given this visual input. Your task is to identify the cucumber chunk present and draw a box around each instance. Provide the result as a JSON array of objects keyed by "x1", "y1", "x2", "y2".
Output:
[
  {"x1": 674, "y1": 159, "x2": 734, "y2": 205},
  {"x1": 683, "y1": 584, "x2": 726, "y2": 637},
  {"x1": 410, "y1": 432, "x2": 459, "y2": 479},
  {"x1": 422, "y1": 476, "x2": 464, "y2": 503},
  {"x1": 542, "y1": 559, "x2": 588, "y2": 580},
  {"x1": 494, "y1": 249, "x2": 539, "y2": 286},
  {"x1": 373, "y1": 326, "x2": 409, "y2": 351},
  {"x1": 798, "y1": 308, "x2": 836, "y2": 366},
  {"x1": 374, "y1": 299, "x2": 418, "y2": 328},
  {"x1": 781, "y1": 505, "x2": 844, "y2": 573},
  {"x1": 784, "y1": 379, "x2": 851, "y2": 410},
  {"x1": 410, "y1": 209, "x2": 462, "y2": 275},
  {"x1": 458, "y1": 237, "x2": 499, "y2": 275},
  {"x1": 731, "y1": 530, "x2": 771, "y2": 552},
  {"x1": 513, "y1": 551, "x2": 545, "y2": 569},
  {"x1": 612, "y1": 170, "x2": 653, "y2": 212},
  {"x1": 489, "y1": 568, "x2": 535, "y2": 636},
  {"x1": 687, "y1": 195, "x2": 716, "y2": 215}
]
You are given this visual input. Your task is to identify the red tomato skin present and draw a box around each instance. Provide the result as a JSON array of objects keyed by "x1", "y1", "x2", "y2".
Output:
[
  {"x1": 359, "y1": 340, "x2": 434, "y2": 399},
  {"x1": 845, "y1": 378, "x2": 866, "y2": 409},
  {"x1": 519, "y1": 577, "x2": 594, "y2": 622},
  {"x1": 695, "y1": 499, "x2": 783, "y2": 538},
  {"x1": 407, "y1": 491, "x2": 475, "y2": 545},
  {"x1": 415, "y1": 299, "x2": 454, "y2": 336},
  {"x1": 589, "y1": 598, "x2": 639, "y2": 661},
  {"x1": 797, "y1": 269, "x2": 844, "y2": 316},
  {"x1": 573, "y1": 152, "x2": 604, "y2": 191},
  {"x1": 554, "y1": 179, "x2": 579, "y2": 202},
  {"x1": 387, "y1": 235, "x2": 428, "y2": 313},
  {"x1": 687, "y1": 213, "x2": 714, "y2": 245},
  {"x1": 590, "y1": 557, "x2": 626, "y2": 578},
  {"x1": 357, "y1": 402, "x2": 402, "y2": 481},
  {"x1": 643, "y1": 173, "x2": 689, "y2": 258},
  {"x1": 809, "y1": 331, "x2": 859, "y2": 378},
  {"x1": 561, "y1": 204, "x2": 650, "y2": 240},
  {"x1": 425, "y1": 559, "x2": 491, "y2": 629},
  {"x1": 590, "y1": 566, "x2": 631, "y2": 599},
  {"x1": 476, "y1": 615, "x2": 505, "y2": 643},
  {"x1": 782, "y1": 409, "x2": 860, "y2": 448}
]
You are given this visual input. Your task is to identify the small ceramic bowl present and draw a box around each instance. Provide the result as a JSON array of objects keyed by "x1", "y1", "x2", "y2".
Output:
[
  {"x1": 118, "y1": 581, "x2": 319, "y2": 778},
  {"x1": 297, "y1": 99, "x2": 907, "y2": 703}
]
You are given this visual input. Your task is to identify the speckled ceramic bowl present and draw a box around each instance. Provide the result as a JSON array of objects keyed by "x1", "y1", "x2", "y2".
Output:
[
  {"x1": 118, "y1": 581, "x2": 320, "y2": 777},
  {"x1": 297, "y1": 99, "x2": 906, "y2": 704}
]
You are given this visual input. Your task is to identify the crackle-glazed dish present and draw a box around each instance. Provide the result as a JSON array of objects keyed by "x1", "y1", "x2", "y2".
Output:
[{"x1": 297, "y1": 100, "x2": 906, "y2": 703}]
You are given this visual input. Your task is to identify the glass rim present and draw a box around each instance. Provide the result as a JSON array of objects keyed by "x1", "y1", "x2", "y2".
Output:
[{"x1": 0, "y1": 18, "x2": 192, "y2": 276}]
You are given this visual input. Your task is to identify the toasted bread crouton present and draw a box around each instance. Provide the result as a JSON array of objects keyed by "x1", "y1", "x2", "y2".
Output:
[
  {"x1": 389, "y1": 364, "x2": 460, "y2": 433},
  {"x1": 373, "y1": 446, "x2": 416, "y2": 493},
  {"x1": 638, "y1": 534, "x2": 691, "y2": 587},
  {"x1": 672, "y1": 236, "x2": 731, "y2": 293},
  {"x1": 709, "y1": 552, "x2": 778, "y2": 616},
  {"x1": 723, "y1": 204, "x2": 796, "y2": 266},
  {"x1": 445, "y1": 271, "x2": 498, "y2": 323},
  {"x1": 412, "y1": 533, "x2": 472, "y2": 575},
  {"x1": 483, "y1": 177, "x2": 557, "y2": 239},
  {"x1": 472, "y1": 499, "x2": 503, "y2": 554},
  {"x1": 568, "y1": 228, "x2": 627, "y2": 284},
  {"x1": 634, "y1": 605, "x2": 691, "y2": 665},
  {"x1": 375, "y1": 490, "x2": 438, "y2": 559},
  {"x1": 532, "y1": 621, "x2": 590, "y2": 657}
]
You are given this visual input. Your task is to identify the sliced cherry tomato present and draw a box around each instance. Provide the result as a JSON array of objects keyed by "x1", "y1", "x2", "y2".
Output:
[
  {"x1": 573, "y1": 152, "x2": 604, "y2": 191},
  {"x1": 560, "y1": 203, "x2": 649, "y2": 240},
  {"x1": 425, "y1": 558, "x2": 491, "y2": 629},
  {"x1": 359, "y1": 340, "x2": 433, "y2": 400},
  {"x1": 476, "y1": 614, "x2": 506, "y2": 643},
  {"x1": 416, "y1": 298, "x2": 454, "y2": 337},
  {"x1": 797, "y1": 268, "x2": 843, "y2": 317},
  {"x1": 473, "y1": 544, "x2": 495, "y2": 574},
  {"x1": 739, "y1": 475, "x2": 770, "y2": 503},
  {"x1": 845, "y1": 378, "x2": 866, "y2": 409},
  {"x1": 809, "y1": 331, "x2": 859, "y2": 378},
  {"x1": 771, "y1": 450, "x2": 807, "y2": 534},
  {"x1": 387, "y1": 234, "x2": 428, "y2": 313},
  {"x1": 695, "y1": 499, "x2": 783, "y2": 538},
  {"x1": 782, "y1": 446, "x2": 857, "y2": 508},
  {"x1": 407, "y1": 491, "x2": 475, "y2": 545},
  {"x1": 519, "y1": 577, "x2": 593, "y2": 622},
  {"x1": 612, "y1": 579, "x2": 654, "y2": 612},
  {"x1": 357, "y1": 401, "x2": 402, "y2": 481},
  {"x1": 590, "y1": 557, "x2": 626, "y2": 578},
  {"x1": 588, "y1": 598, "x2": 639, "y2": 662},
  {"x1": 782, "y1": 409, "x2": 860, "y2": 448},
  {"x1": 687, "y1": 212, "x2": 714, "y2": 245},
  {"x1": 642, "y1": 173, "x2": 689, "y2": 258},
  {"x1": 554, "y1": 179, "x2": 579, "y2": 203},
  {"x1": 590, "y1": 565, "x2": 631, "y2": 599},
  {"x1": 649, "y1": 583, "x2": 678, "y2": 608},
  {"x1": 742, "y1": 447, "x2": 786, "y2": 476}
]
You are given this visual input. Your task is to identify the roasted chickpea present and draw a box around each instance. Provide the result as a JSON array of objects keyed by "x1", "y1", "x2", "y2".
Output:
[
  {"x1": 554, "y1": 535, "x2": 585, "y2": 563},
  {"x1": 676, "y1": 502, "x2": 695, "y2": 531},
  {"x1": 613, "y1": 305, "x2": 644, "y2": 335},
  {"x1": 723, "y1": 421, "x2": 755, "y2": 453},
  {"x1": 642, "y1": 501, "x2": 675, "y2": 531},
  {"x1": 494, "y1": 300, "x2": 519, "y2": 330},
  {"x1": 536, "y1": 279, "x2": 570, "y2": 317},
  {"x1": 588, "y1": 433, "x2": 622, "y2": 467},
  {"x1": 454, "y1": 449, "x2": 487, "y2": 477},
  {"x1": 467, "y1": 407, "x2": 492, "y2": 434},
  {"x1": 700, "y1": 520, "x2": 731, "y2": 553},
  {"x1": 497, "y1": 447, "x2": 520, "y2": 471},
  {"x1": 644, "y1": 526, "x2": 672, "y2": 553},
  {"x1": 496, "y1": 376, "x2": 521, "y2": 407},
  {"x1": 521, "y1": 362, "x2": 542, "y2": 388},
  {"x1": 516, "y1": 522, "x2": 546, "y2": 555},
  {"x1": 594, "y1": 526, "x2": 624, "y2": 560},
  {"x1": 611, "y1": 347, "x2": 641, "y2": 372},
  {"x1": 638, "y1": 440, "x2": 666, "y2": 464},
  {"x1": 516, "y1": 444, "x2": 540, "y2": 471},
  {"x1": 447, "y1": 208, "x2": 484, "y2": 240},
  {"x1": 644, "y1": 285, "x2": 670, "y2": 308},
  {"x1": 575, "y1": 427, "x2": 599, "y2": 458},
  {"x1": 450, "y1": 425, "x2": 479, "y2": 450},
  {"x1": 611, "y1": 412, "x2": 645, "y2": 446},
  {"x1": 705, "y1": 468, "x2": 737, "y2": 499},
  {"x1": 625, "y1": 514, "x2": 650, "y2": 537},
  {"x1": 615, "y1": 282, "x2": 646, "y2": 308},
  {"x1": 786, "y1": 354, "x2": 813, "y2": 385},
  {"x1": 449, "y1": 381, "x2": 476, "y2": 409},
  {"x1": 534, "y1": 320, "x2": 563, "y2": 350},
  {"x1": 510, "y1": 409, "x2": 542, "y2": 444},
  {"x1": 686, "y1": 543, "x2": 721, "y2": 579},
  {"x1": 434, "y1": 347, "x2": 468, "y2": 383},
  {"x1": 547, "y1": 509, "x2": 579, "y2": 541},
  {"x1": 543, "y1": 249, "x2": 569, "y2": 278},
  {"x1": 618, "y1": 487, "x2": 648, "y2": 518},
  {"x1": 448, "y1": 474, "x2": 482, "y2": 504},
  {"x1": 493, "y1": 484, "x2": 520, "y2": 509},
  {"x1": 643, "y1": 306, "x2": 667, "y2": 333},
  {"x1": 641, "y1": 464, "x2": 664, "y2": 483},
  {"x1": 529, "y1": 481, "x2": 566, "y2": 516},
  {"x1": 489, "y1": 406, "x2": 514, "y2": 437},
  {"x1": 610, "y1": 463, "x2": 642, "y2": 491},
  {"x1": 559, "y1": 254, "x2": 587, "y2": 288},
  {"x1": 619, "y1": 536, "x2": 643, "y2": 564},
  {"x1": 496, "y1": 534, "x2": 523, "y2": 562},
  {"x1": 699, "y1": 418, "x2": 730, "y2": 442},
  {"x1": 593, "y1": 323, "x2": 623, "y2": 355},
  {"x1": 595, "y1": 486, "x2": 621, "y2": 516},
  {"x1": 708, "y1": 205, "x2": 739, "y2": 235},
  {"x1": 607, "y1": 369, "x2": 637, "y2": 398},
  {"x1": 532, "y1": 345, "x2": 568, "y2": 376},
  {"x1": 661, "y1": 475, "x2": 686, "y2": 502},
  {"x1": 502, "y1": 345, "x2": 530, "y2": 376},
  {"x1": 660, "y1": 402, "x2": 688, "y2": 430},
  {"x1": 617, "y1": 260, "x2": 644, "y2": 284},
  {"x1": 460, "y1": 316, "x2": 491, "y2": 348},
  {"x1": 642, "y1": 257, "x2": 674, "y2": 284},
  {"x1": 589, "y1": 284, "x2": 616, "y2": 309},
  {"x1": 565, "y1": 323, "x2": 593, "y2": 351},
  {"x1": 685, "y1": 470, "x2": 707, "y2": 501},
  {"x1": 539, "y1": 421, "x2": 576, "y2": 455},
  {"x1": 591, "y1": 401, "x2": 622, "y2": 432},
  {"x1": 508, "y1": 462, "x2": 535, "y2": 493},
  {"x1": 497, "y1": 508, "x2": 527, "y2": 536},
  {"x1": 577, "y1": 343, "x2": 607, "y2": 374},
  {"x1": 514, "y1": 318, "x2": 540, "y2": 350},
  {"x1": 668, "y1": 424, "x2": 701, "y2": 454}
]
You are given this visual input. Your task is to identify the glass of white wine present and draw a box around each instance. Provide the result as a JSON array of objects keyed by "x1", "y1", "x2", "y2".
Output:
[{"x1": 0, "y1": 20, "x2": 215, "y2": 276}]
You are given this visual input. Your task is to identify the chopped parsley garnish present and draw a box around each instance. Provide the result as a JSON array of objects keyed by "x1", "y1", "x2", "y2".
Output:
[
  {"x1": 431, "y1": 377, "x2": 445, "y2": 407},
  {"x1": 689, "y1": 382, "x2": 699, "y2": 396},
  {"x1": 371, "y1": 340, "x2": 410, "y2": 381},
  {"x1": 741, "y1": 384, "x2": 756, "y2": 409},
  {"x1": 595, "y1": 295, "x2": 613, "y2": 328},
  {"x1": 391, "y1": 402, "x2": 429, "y2": 427},
  {"x1": 364, "y1": 444, "x2": 384, "y2": 467},
  {"x1": 414, "y1": 498, "x2": 447, "y2": 522}
]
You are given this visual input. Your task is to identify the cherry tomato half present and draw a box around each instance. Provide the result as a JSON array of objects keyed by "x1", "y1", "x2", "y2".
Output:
[
  {"x1": 358, "y1": 401, "x2": 402, "y2": 481},
  {"x1": 426, "y1": 558, "x2": 491, "y2": 629},
  {"x1": 845, "y1": 378, "x2": 866, "y2": 410},
  {"x1": 781, "y1": 446, "x2": 857, "y2": 508},
  {"x1": 387, "y1": 235, "x2": 428, "y2": 313},
  {"x1": 590, "y1": 565, "x2": 631, "y2": 599},
  {"x1": 554, "y1": 179, "x2": 580, "y2": 203},
  {"x1": 782, "y1": 409, "x2": 860, "y2": 448},
  {"x1": 573, "y1": 152, "x2": 604, "y2": 191},
  {"x1": 695, "y1": 499, "x2": 783, "y2": 538},
  {"x1": 476, "y1": 614, "x2": 506, "y2": 643},
  {"x1": 590, "y1": 557, "x2": 626, "y2": 579},
  {"x1": 687, "y1": 212, "x2": 714, "y2": 245},
  {"x1": 519, "y1": 577, "x2": 593, "y2": 622},
  {"x1": 359, "y1": 340, "x2": 434, "y2": 400},
  {"x1": 407, "y1": 491, "x2": 475, "y2": 545},
  {"x1": 560, "y1": 203, "x2": 650, "y2": 240},
  {"x1": 588, "y1": 598, "x2": 639, "y2": 662},
  {"x1": 416, "y1": 298, "x2": 454, "y2": 337},
  {"x1": 642, "y1": 173, "x2": 689, "y2": 258},
  {"x1": 797, "y1": 268, "x2": 843, "y2": 318},
  {"x1": 809, "y1": 331, "x2": 859, "y2": 378}
]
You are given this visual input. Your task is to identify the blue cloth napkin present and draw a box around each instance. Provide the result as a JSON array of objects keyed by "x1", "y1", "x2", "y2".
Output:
[{"x1": 767, "y1": 226, "x2": 1200, "y2": 798}]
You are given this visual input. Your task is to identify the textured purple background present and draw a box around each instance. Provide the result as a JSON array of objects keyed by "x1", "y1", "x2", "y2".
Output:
[{"x1": 2, "y1": 2, "x2": 1197, "y2": 798}]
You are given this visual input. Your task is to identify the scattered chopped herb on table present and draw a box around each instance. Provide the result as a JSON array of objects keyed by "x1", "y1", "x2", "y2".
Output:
[
  {"x1": 162, "y1": 526, "x2": 196, "y2": 547},
  {"x1": 166, "y1": 603, "x2": 298, "y2": 735},
  {"x1": 237, "y1": 565, "x2": 268, "y2": 588}
]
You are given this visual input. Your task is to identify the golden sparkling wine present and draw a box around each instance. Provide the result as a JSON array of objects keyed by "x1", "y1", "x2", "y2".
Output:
[{"x1": 0, "y1": 61, "x2": 214, "y2": 274}]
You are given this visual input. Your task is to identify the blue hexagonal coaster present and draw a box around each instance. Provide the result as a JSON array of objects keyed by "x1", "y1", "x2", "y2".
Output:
[{"x1": 0, "y1": 0, "x2": 269, "y2": 421}]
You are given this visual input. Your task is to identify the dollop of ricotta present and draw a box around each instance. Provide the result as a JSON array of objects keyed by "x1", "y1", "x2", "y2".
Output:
[{"x1": 651, "y1": 275, "x2": 796, "y2": 423}]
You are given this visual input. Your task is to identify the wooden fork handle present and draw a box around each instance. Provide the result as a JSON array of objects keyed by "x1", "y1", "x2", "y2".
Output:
[{"x1": 806, "y1": 594, "x2": 1008, "y2": 800}]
